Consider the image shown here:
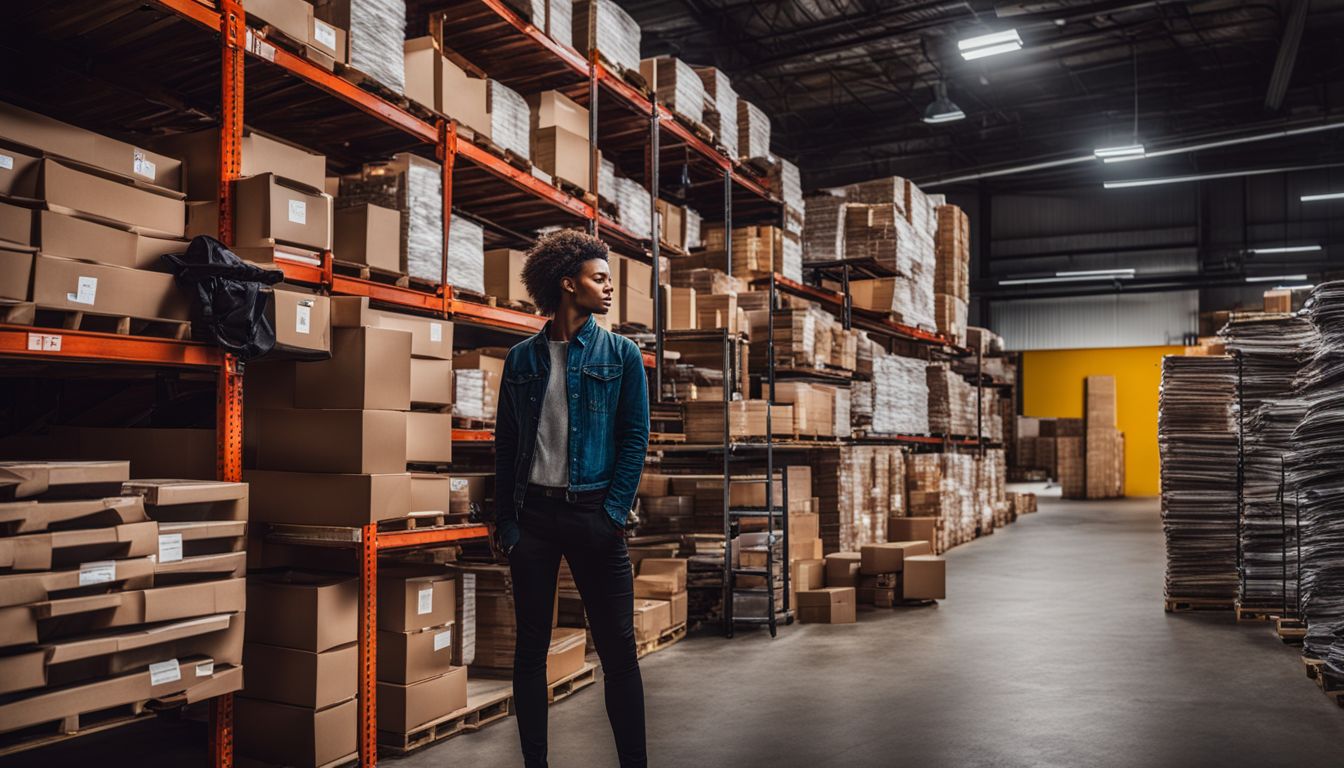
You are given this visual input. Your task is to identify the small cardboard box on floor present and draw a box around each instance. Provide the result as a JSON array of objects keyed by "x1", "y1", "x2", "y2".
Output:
[{"x1": 796, "y1": 587, "x2": 856, "y2": 624}]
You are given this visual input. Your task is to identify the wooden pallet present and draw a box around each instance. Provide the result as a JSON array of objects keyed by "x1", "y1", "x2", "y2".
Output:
[
  {"x1": 332, "y1": 258, "x2": 408, "y2": 287},
  {"x1": 548, "y1": 662, "x2": 597, "y2": 704},
  {"x1": 1235, "y1": 604, "x2": 1276, "y2": 623},
  {"x1": 554, "y1": 177, "x2": 597, "y2": 205},
  {"x1": 648, "y1": 432, "x2": 686, "y2": 444},
  {"x1": 379, "y1": 511, "x2": 448, "y2": 531},
  {"x1": 1310, "y1": 661, "x2": 1344, "y2": 708},
  {"x1": 452, "y1": 416, "x2": 496, "y2": 431},
  {"x1": 637, "y1": 622, "x2": 687, "y2": 659},
  {"x1": 0, "y1": 700, "x2": 155, "y2": 757},
  {"x1": 27, "y1": 308, "x2": 191, "y2": 339},
  {"x1": 378, "y1": 683, "x2": 514, "y2": 755},
  {"x1": 337, "y1": 63, "x2": 412, "y2": 108},
  {"x1": 1274, "y1": 616, "x2": 1307, "y2": 644},
  {"x1": 1164, "y1": 597, "x2": 1235, "y2": 614}
]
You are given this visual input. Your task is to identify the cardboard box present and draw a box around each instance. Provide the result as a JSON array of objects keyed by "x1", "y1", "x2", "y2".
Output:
[
  {"x1": 0, "y1": 145, "x2": 41, "y2": 198},
  {"x1": 0, "y1": 460, "x2": 129, "y2": 501},
  {"x1": 244, "y1": 470, "x2": 410, "y2": 526},
  {"x1": 638, "y1": 558, "x2": 687, "y2": 591},
  {"x1": 334, "y1": 204, "x2": 401, "y2": 273},
  {"x1": 633, "y1": 574, "x2": 679, "y2": 600},
  {"x1": 796, "y1": 587, "x2": 856, "y2": 624},
  {"x1": 0, "y1": 496, "x2": 145, "y2": 539},
  {"x1": 407, "y1": 411, "x2": 453, "y2": 464},
  {"x1": 120, "y1": 478, "x2": 248, "y2": 520},
  {"x1": 404, "y1": 37, "x2": 489, "y2": 135},
  {"x1": 379, "y1": 573, "x2": 455, "y2": 632},
  {"x1": 532, "y1": 126, "x2": 590, "y2": 192},
  {"x1": 35, "y1": 157, "x2": 185, "y2": 238},
  {"x1": 888, "y1": 517, "x2": 938, "y2": 552},
  {"x1": 0, "y1": 101, "x2": 183, "y2": 192},
  {"x1": 409, "y1": 472, "x2": 453, "y2": 514},
  {"x1": 661, "y1": 285, "x2": 696, "y2": 330},
  {"x1": 547, "y1": 627, "x2": 586, "y2": 684},
  {"x1": 0, "y1": 519, "x2": 156, "y2": 571},
  {"x1": 269, "y1": 287, "x2": 331, "y2": 356},
  {"x1": 330, "y1": 297, "x2": 453, "y2": 359},
  {"x1": 377, "y1": 666, "x2": 467, "y2": 733},
  {"x1": 244, "y1": 0, "x2": 312, "y2": 47},
  {"x1": 410, "y1": 358, "x2": 454, "y2": 407},
  {"x1": 377, "y1": 623, "x2": 455, "y2": 684},
  {"x1": 243, "y1": 641, "x2": 356, "y2": 709},
  {"x1": 632, "y1": 598, "x2": 672, "y2": 644},
  {"x1": 28, "y1": 253, "x2": 190, "y2": 320},
  {"x1": 154, "y1": 127, "x2": 327, "y2": 201},
  {"x1": 246, "y1": 571, "x2": 357, "y2": 653},
  {"x1": 28, "y1": 209, "x2": 184, "y2": 270},
  {"x1": 309, "y1": 15, "x2": 347, "y2": 62},
  {"x1": 861, "y1": 540, "x2": 933, "y2": 575},
  {"x1": 824, "y1": 552, "x2": 861, "y2": 588},
  {"x1": 902, "y1": 554, "x2": 946, "y2": 600},
  {"x1": 234, "y1": 173, "x2": 332, "y2": 251},
  {"x1": 294, "y1": 326, "x2": 411, "y2": 410},
  {"x1": 251, "y1": 408, "x2": 406, "y2": 474},
  {"x1": 792, "y1": 559, "x2": 825, "y2": 591},
  {"x1": 237, "y1": 695, "x2": 357, "y2": 768},
  {"x1": 619, "y1": 257, "x2": 653, "y2": 327},
  {"x1": 482, "y1": 249, "x2": 529, "y2": 303},
  {"x1": 527, "y1": 91, "x2": 589, "y2": 139},
  {"x1": 0, "y1": 243, "x2": 31, "y2": 302},
  {"x1": 668, "y1": 591, "x2": 687, "y2": 627}
]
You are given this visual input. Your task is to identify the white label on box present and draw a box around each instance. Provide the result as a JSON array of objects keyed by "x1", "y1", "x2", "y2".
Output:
[
  {"x1": 196, "y1": 661, "x2": 215, "y2": 677},
  {"x1": 68, "y1": 276, "x2": 98, "y2": 305},
  {"x1": 246, "y1": 30, "x2": 276, "y2": 62},
  {"x1": 132, "y1": 150, "x2": 156, "y2": 180},
  {"x1": 296, "y1": 303, "x2": 312, "y2": 334},
  {"x1": 429, "y1": 323, "x2": 443, "y2": 342},
  {"x1": 158, "y1": 533, "x2": 184, "y2": 563},
  {"x1": 78, "y1": 560, "x2": 116, "y2": 586},
  {"x1": 450, "y1": 478, "x2": 468, "y2": 492},
  {"x1": 0, "y1": 154, "x2": 12, "y2": 170},
  {"x1": 149, "y1": 659, "x2": 181, "y2": 686},
  {"x1": 287, "y1": 199, "x2": 307, "y2": 225},
  {"x1": 434, "y1": 629, "x2": 453, "y2": 652},
  {"x1": 417, "y1": 586, "x2": 434, "y2": 615},
  {"x1": 313, "y1": 19, "x2": 337, "y2": 49}
]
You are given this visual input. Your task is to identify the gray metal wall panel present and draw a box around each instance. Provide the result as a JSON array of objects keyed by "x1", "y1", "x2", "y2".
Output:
[{"x1": 989, "y1": 290, "x2": 1198, "y2": 350}]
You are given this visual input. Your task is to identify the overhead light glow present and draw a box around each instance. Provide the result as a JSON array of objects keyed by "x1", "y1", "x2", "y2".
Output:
[
  {"x1": 1302, "y1": 192, "x2": 1344, "y2": 202},
  {"x1": 959, "y1": 29, "x2": 1022, "y2": 60},
  {"x1": 1094, "y1": 144, "x2": 1145, "y2": 159},
  {"x1": 923, "y1": 82, "x2": 965, "y2": 124},
  {"x1": 999, "y1": 272, "x2": 1135, "y2": 286},
  {"x1": 1246, "y1": 245, "x2": 1322, "y2": 254},
  {"x1": 1056, "y1": 268, "x2": 1135, "y2": 277},
  {"x1": 1245, "y1": 274, "x2": 1308, "y2": 283},
  {"x1": 1274, "y1": 284, "x2": 1314, "y2": 290}
]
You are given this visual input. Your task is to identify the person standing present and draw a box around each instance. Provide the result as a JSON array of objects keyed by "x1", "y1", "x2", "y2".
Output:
[{"x1": 491, "y1": 230, "x2": 650, "y2": 768}]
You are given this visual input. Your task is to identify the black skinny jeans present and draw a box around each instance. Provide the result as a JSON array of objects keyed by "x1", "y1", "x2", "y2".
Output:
[{"x1": 509, "y1": 491, "x2": 647, "y2": 768}]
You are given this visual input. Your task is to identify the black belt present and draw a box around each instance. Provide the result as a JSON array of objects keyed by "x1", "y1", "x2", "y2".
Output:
[{"x1": 527, "y1": 484, "x2": 605, "y2": 503}]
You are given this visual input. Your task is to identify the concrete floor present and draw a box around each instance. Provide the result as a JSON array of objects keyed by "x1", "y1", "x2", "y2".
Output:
[{"x1": 15, "y1": 494, "x2": 1344, "y2": 767}]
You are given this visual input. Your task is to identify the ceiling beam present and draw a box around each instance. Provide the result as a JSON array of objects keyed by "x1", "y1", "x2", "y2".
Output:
[{"x1": 1265, "y1": 0, "x2": 1310, "y2": 111}]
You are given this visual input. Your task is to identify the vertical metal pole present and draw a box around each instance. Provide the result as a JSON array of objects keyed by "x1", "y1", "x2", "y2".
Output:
[
  {"x1": 213, "y1": 7, "x2": 244, "y2": 766},
  {"x1": 1295, "y1": 488, "x2": 1302, "y2": 619},
  {"x1": 650, "y1": 105, "x2": 662, "y2": 401},
  {"x1": 765, "y1": 275, "x2": 775, "y2": 637},
  {"x1": 781, "y1": 467, "x2": 790, "y2": 623},
  {"x1": 1236, "y1": 351, "x2": 1245, "y2": 603},
  {"x1": 1280, "y1": 457, "x2": 1288, "y2": 618},
  {"x1": 588, "y1": 52, "x2": 599, "y2": 236},
  {"x1": 438, "y1": 119, "x2": 457, "y2": 316},
  {"x1": 976, "y1": 343, "x2": 984, "y2": 455},
  {"x1": 359, "y1": 523, "x2": 378, "y2": 767},
  {"x1": 841, "y1": 264, "x2": 852, "y2": 331},
  {"x1": 722, "y1": 328, "x2": 733, "y2": 637},
  {"x1": 724, "y1": 170, "x2": 732, "y2": 277}
]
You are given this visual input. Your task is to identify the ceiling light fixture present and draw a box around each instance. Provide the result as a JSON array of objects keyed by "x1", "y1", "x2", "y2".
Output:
[
  {"x1": 1057, "y1": 268, "x2": 1135, "y2": 277},
  {"x1": 1104, "y1": 163, "x2": 1344, "y2": 189},
  {"x1": 1302, "y1": 192, "x2": 1344, "y2": 202},
  {"x1": 999, "y1": 270, "x2": 1135, "y2": 286},
  {"x1": 1245, "y1": 274, "x2": 1308, "y2": 283},
  {"x1": 1095, "y1": 144, "x2": 1145, "y2": 160},
  {"x1": 923, "y1": 82, "x2": 965, "y2": 124},
  {"x1": 1246, "y1": 245, "x2": 1322, "y2": 254},
  {"x1": 1096, "y1": 46, "x2": 1145, "y2": 162},
  {"x1": 959, "y1": 29, "x2": 1022, "y2": 60},
  {"x1": 1275, "y1": 284, "x2": 1315, "y2": 291}
]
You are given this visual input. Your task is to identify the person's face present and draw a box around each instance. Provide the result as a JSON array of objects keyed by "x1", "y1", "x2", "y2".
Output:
[{"x1": 562, "y1": 257, "x2": 613, "y2": 315}]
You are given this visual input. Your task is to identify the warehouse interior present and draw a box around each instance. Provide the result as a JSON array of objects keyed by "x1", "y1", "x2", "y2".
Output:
[{"x1": 2, "y1": 0, "x2": 1344, "y2": 766}]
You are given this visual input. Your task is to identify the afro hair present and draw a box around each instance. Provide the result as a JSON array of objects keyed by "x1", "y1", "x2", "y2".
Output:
[{"x1": 521, "y1": 229, "x2": 610, "y2": 315}]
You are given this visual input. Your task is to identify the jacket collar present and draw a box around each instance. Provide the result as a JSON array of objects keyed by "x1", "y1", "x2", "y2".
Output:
[{"x1": 531, "y1": 314, "x2": 598, "y2": 351}]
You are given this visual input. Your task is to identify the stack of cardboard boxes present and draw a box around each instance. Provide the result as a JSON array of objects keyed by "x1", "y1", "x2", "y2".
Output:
[
  {"x1": 858, "y1": 541, "x2": 944, "y2": 606},
  {"x1": 811, "y1": 445, "x2": 904, "y2": 553},
  {"x1": 528, "y1": 92, "x2": 591, "y2": 193},
  {"x1": 452, "y1": 348, "x2": 505, "y2": 424},
  {"x1": 926, "y1": 363, "x2": 979, "y2": 437},
  {"x1": 640, "y1": 56, "x2": 704, "y2": 125},
  {"x1": 244, "y1": 0, "x2": 349, "y2": 71},
  {"x1": 633, "y1": 558, "x2": 688, "y2": 646},
  {"x1": 376, "y1": 568, "x2": 466, "y2": 740},
  {"x1": 683, "y1": 401, "x2": 794, "y2": 443},
  {"x1": 933, "y1": 204, "x2": 970, "y2": 345},
  {"x1": 1083, "y1": 375, "x2": 1124, "y2": 499},
  {"x1": 0, "y1": 463, "x2": 246, "y2": 742}
]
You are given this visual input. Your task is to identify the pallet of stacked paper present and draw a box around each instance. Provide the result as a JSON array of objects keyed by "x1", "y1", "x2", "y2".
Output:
[
  {"x1": 340, "y1": 153, "x2": 452, "y2": 285},
  {"x1": 803, "y1": 191, "x2": 845, "y2": 262},
  {"x1": 869, "y1": 351, "x2": 930, "y2": 436},
  {"x1": 812, "y1": 446, "x2": 905, "y2": 553},
  {"x1": 640, "y1": 56, "x2": 704, "y2": 124},
  {"x1": 695, "y1": 67, "x2": 739, "y2": 160},
  {"x1": 614, "y1": 176, "x2": 652, "y2": 239},
  {"x1": 926, "y1": 363, "x2": 977, "y2": 436},
  {"x1": 0, "y1": 463, "x2": 246, "y2": 743},
  {"x1": 738, "y1": 100, "x2": 771, "y2": 161},
  {"x1": 317, "y1": 0, "x2": 407, "y2": 93},
  {"x1": 905, "y1": 453, "x2": 977, "y2": 552},
  {"x1": 573, "y1": 0, "x2": 641, "y2": 74}
]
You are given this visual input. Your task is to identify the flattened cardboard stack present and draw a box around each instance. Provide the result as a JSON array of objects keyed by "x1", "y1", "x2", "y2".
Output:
[
  {"x1": 926, "y1": 363, "x2": 978, "y2": 437},
  {"x1": 0, "y1": 464, "x2": 246, "y2": 744},
  {"x1": 869, "y1": 352, "x2": 930, "y2": 436},
  {"x1": 1082, "y1": 376, "x2": 1124, "y2": 499},
  {"x1": 316, "y1": 0, "x2": 406, "y2": 93},
  {"x1": 701, "y1": 224, "x2": 787, "y2": 277},
  {"x1": 683, "y1": 401, "x2": 793, "y2": 443},
  {"x1": 694, "y1": 67, "x2": 740, "y2": 164},
  {"x1": 572, "y1": 0, "x2": 642, "y2": 74},
  {"x1": 905, "y1": 453, "x2": 976, "y2": 552},
  {"x1": 811, "y1": 446, "x2": 904, "y2": 552},
  {"x1": 933, "y1": 204, "x2": 970, "y2": 345},
  {"x1": 453, "y1": 348, "x2": 504, "y2": 422},
  {"x1": 640, "y1": 57, "x2": 704, "y2": 124},
  {"x1": 737, "y1": 100, "x2": 771, "y2": 161},
  {"x1": 802, "y1": 191, "x2": 845, "y2": 262}
]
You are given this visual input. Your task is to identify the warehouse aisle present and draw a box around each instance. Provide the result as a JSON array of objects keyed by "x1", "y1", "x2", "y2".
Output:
[{"x1": 422, "y1": 495, "x2": 1344, "y2": 768}]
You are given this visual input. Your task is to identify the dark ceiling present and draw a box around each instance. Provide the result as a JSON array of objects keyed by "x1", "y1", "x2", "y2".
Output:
[{"x1": 623, "y1": 0, "x2": 1344, "y2": 191}]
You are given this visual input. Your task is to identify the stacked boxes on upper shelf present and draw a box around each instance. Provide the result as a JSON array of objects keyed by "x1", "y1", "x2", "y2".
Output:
[
  {"x1": 0, "y1": 463, "x2": 246, "y2": 739},
  {"x1": 640, "y1": 57, "x2": 705, "y2": 125},
  {"x1": 934, "y1": 204, "x2": 970, "y2": 345},
  {"x1": 695, "y1": 67, "x2": 739, "y2": 161}
]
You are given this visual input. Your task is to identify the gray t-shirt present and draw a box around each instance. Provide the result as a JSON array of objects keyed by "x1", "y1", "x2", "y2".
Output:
[{"x1": 529, "y1": 340, "x2": 570, "y2": 487}]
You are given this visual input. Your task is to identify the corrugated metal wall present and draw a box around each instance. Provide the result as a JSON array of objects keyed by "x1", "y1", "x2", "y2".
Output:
[{"x1": 990, "y1": 290, "x2": 1198, "y2": 350}]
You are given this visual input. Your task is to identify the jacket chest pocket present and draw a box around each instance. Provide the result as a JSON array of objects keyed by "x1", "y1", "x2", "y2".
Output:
[
  {"x1": 581, "y1": 364, "x2": 621, "y2": 413},
  {"x1": 504, "y1": 371, "x2": 544, "y2": 410}
]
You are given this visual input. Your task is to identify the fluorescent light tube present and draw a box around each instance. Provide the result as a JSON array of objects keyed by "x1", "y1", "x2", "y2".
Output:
[
  {"x1": 1246, "y1": 245, "x2": 1321, "y2": 254},
  {"x1": 959, "y1": 30, "x2": 1022, "y2": 60},
  {"x1": 1094, "y1": 144, "x2": 1145, "y2": 159},
  {"x1": 1301, "y1": 192, "x2": 1344, "y2": 202},
  {"x1": 1246, "y1": 274, "x2": 1308, "y2": 283},
  {"x1": 999, "y1": 273, "x2": 1135, "y2": 286},
  {"x1": 1056, "y1": 269, "x2": 1136, "y2": 277},
  {"x1": 1274, "y1": 284, "x2": 1314, "y2": 290}
]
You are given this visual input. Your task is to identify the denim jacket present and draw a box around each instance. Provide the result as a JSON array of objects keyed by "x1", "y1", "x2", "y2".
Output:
[{"x1": 492, "y1": 315, "x2": 649, "y2": 550}]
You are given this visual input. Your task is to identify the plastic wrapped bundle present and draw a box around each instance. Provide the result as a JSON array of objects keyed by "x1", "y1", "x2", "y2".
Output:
[
  {"x1": 445, "y1": 215, "x2": 484, "y2": 292},
  {"x1": 599, "y1": 156, "x2": 617, "y2": 205},
  {"x1": 487, "y1": 81, "x2": 530, "y2": 160},
  {"x1": 614, "y1": 176, "x2": 652, "y2": 239},
  {"x1": 504, "y1": 0, "x2": 544, "y2": 22},
  {"x1": 1159, "y1": 354, "x2": 1239, "y2": 603},
  {"x1": 572, "y1": 0, "x2": 641, "y2": 74},
  {"x1": 767, "y1": 156, "x2": 804, "y2": 212},
  {"x1": 454, "y1": 368, "x2": 498, "y2": 420},
  {"x1": 344, "y1": 0, "x2": 406, "y2": 93},
  {"x1": 1219, "y1": 313, "x2": 1319, "y2": 611},
  {"x1": 643, "y1": 57, "x2": 704, "y2": 124},
  {"x1": 871, "y1": 351, "x2": 930, "y2": 435},
  {"x1": 695, "y1": 67, "x2": 739, "y2": 160},
  {"x1": 738, "y1": 101, "x2": 770, "y2": 160},
  {"x1": 803, "y1": 191, "x2": 845, "y2": 262},
  {"x1": 546, "y1": 0, "x2": 572, "y2": 46},
  {"x1": 926, "y1": 363, "x2": 977, "y2": 436},
  {"x1": 781, "y1": 231, "x2": 802, "y2": 283},
  {"x1": 343, "y1": 153, "x2": 442, "y2": 283},
  {"x1": 684, "y1": 207, "x2": 702, "y2": 250}
]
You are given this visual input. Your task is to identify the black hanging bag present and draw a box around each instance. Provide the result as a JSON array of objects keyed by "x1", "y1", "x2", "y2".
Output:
[{"x1": 162, "y1": 235, "x2": 283, "y2": 361}]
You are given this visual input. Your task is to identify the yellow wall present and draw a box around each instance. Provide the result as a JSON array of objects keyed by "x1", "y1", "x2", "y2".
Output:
[{"x1": 1021, "y1": 345, "x2": 1182, "y2": 497}]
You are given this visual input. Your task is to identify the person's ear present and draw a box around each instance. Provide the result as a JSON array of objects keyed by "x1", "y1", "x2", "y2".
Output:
[{"x1": 561, "y1": 275, "x2": 576, "y2": 295}]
